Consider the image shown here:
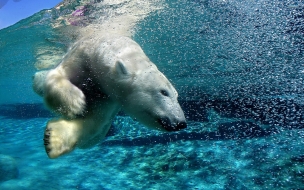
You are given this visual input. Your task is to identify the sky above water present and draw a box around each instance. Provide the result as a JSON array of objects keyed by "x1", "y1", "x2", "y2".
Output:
[{"x1": 0, "y1": 0, "x2": 61, "y2": 29}]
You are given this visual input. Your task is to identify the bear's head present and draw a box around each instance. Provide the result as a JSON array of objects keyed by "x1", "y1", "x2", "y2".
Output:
[{"x1": 112, "y1": 59, "x2": 187, "y2": 132}]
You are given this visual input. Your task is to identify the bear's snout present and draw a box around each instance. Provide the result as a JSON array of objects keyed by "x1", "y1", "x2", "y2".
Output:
[{"x1": 158, "y1": 117, "x2": 187, "y2": 132}]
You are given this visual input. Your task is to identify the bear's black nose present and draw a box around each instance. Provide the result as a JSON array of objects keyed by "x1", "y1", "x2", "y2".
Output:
[
  {"x1": 177, "y1": 121, "x2": 187, "y2": 130},
  {"x1": 158, "y1": 118, "x2": 187, "y2": 132}
]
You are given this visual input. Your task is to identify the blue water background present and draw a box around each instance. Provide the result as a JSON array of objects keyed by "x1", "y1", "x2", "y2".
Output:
[{"x1": 1, "y1": 0, "x2": 304, "y2": 189}]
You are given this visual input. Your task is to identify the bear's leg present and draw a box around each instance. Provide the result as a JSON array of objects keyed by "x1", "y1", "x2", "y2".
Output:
[
  {"x1": 44, "y1": 119, "x2": 81, "y2": 158},
  {"x1": 44, "y1": 100, "x2": 121, "y2": 159},
  {"x1": 32, "y1": 70, "x2": 49, "y2": 96},
  {"x1": 44, "y1": 68, "x2": 86, "y2": 118}
]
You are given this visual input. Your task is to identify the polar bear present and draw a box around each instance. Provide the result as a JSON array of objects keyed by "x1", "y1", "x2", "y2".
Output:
[{"x1": 33, "y1": 35, "x2": 186, "y2": 158}]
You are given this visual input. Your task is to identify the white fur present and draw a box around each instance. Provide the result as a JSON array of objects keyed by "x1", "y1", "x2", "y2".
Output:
[{"x1": 34, "y1": 36, "x2": 186, "y2": 158}]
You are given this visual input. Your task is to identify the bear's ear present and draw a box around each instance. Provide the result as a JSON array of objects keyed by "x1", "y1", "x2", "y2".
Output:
[{"x1": 116, "y1": 59, "x2": 129, "y2": 75}]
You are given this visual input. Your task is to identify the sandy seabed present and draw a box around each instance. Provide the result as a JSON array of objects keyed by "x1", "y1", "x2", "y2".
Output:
[{"x1": 0, "y1": 115, "x2": 304, "y2": 190}]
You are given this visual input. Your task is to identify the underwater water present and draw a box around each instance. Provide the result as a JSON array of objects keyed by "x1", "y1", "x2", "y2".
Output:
[{"x1": 1, "y1": 0, "x2": 304, "y2": 189}]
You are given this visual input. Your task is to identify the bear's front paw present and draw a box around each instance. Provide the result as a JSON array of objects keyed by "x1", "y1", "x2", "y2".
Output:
[
  {"x1": 61, "y1": 85, "x2": 86, "y2": 118},
  {"x1": 45, "y1": 83, "x2": 86, "y2": 119},
  {"x1": 44, "y1": 120, "x2": 78, "y2": 159}
]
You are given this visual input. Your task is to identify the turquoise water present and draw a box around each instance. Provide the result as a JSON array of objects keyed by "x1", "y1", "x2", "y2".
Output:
[{"x1": 1, "y1": 0, "x2": 304, "y2": 189}]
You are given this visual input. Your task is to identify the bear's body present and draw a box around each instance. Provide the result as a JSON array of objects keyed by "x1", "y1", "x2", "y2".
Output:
[{"x1": 33, "y1": 36, "x2": 186, "y2": 158}]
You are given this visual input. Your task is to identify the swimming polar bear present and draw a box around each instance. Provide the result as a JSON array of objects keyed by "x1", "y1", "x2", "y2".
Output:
[{"x1": 33, "y1": 35, "x2": 186, "y2": 158}]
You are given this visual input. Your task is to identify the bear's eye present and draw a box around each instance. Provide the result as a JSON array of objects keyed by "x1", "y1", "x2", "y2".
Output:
[{"x1": 160, "y1": 90, "x2": 169, "y2": 97}]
